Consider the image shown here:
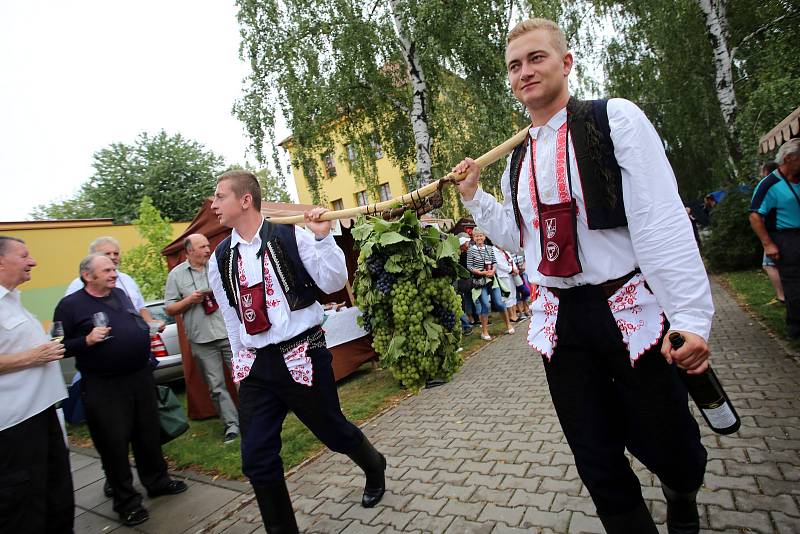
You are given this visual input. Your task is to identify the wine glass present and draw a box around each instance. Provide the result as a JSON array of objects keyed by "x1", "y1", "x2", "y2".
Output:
[
  {"x1": 50, "y1": 321, "x2": 64, "y2": 343},
  {"x1": 92, "y1": 312, "x2": 113, "y2": 341}
]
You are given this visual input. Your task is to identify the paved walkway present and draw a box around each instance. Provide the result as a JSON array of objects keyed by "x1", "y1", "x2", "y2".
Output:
[{"x1": 72, "y1": 280, "x2": 800, "y2": 533}]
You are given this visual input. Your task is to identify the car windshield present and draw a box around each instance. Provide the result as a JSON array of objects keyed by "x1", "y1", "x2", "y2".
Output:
[{"x1": 146, "y1": 302, "x2": 176, "y2": 326}]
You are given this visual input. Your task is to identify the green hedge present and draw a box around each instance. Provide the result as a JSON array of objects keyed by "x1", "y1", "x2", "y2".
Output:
[{"x1": 703, "y1": 191, "x2": 762, "y2": 272}]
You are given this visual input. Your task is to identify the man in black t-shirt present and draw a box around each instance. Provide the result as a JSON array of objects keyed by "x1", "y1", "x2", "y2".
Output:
[{"x1": 54, "y1": 254, "x2": 188, "y2": 527}]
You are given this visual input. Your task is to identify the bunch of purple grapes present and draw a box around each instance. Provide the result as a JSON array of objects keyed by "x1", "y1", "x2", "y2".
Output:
[
  {"x1": 433, "y1": 303, "x2": 456, "y2": 331},
  {"x1": 360, "y1": 312, "x2": 373, "y2": 334},
  {"x1": 366, "y1": 253, "x2": 395, "y2": 295}
]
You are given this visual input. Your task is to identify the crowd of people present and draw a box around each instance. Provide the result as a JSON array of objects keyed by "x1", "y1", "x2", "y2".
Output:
[
  {"x1": 2, "y1": 14, "x2": 797, "y2": 534},
  {"x1": 455, "y1": 228, "x2": 533, "y2": 341}
]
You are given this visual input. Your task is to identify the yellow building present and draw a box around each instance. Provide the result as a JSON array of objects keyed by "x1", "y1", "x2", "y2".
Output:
[
  {"x1": 280, "y1": 132, "x2": 409, "y2": 211},
  {"x1": 0, "y1": 219, "x2": 189, "y2": 326}
]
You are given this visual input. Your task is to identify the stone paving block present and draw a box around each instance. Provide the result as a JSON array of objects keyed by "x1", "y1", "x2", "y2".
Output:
[
  {"x1": 778, "y1": 462, "x2": 800, "y2": 481},
  {"x1": 696, "y1": 488, "x2": 735, "y2": 509},
  {"x1": 370, "y1": 508, "x2": 418, "y2": 530},
  {"x1": 483, "y1": 450, "x2": 521, "y2": 463},
  {"x1": 462, "y1": 459, "x2": 496, "y2": 475},
  {"x1": 405, "y1": 494, "x2": 447, "y2": 515},
  {"x1": 406, "y1": 511, "x2": 455, "y2": 532},
  {"x1": 433, "y1": 469, "x2": 472, "y2": 485},
  {"x1": 509, "y1": 489, "x2": 556, "y2": 510},
  {"x1": 772, "y1": 511, "x2": 800, "y2": 534},
  {"x1": 468, "y1": 487, "x2": 515, "y2": 506},
  {"x1": 746, "y1": 447, "x2": 799, "y2": 464},
  {"x1": 478, "y1": 503, "x2": 524, "y2": 527},
  {"x1": 404, "y1": 479, "x2": 443, "y2": 497},
  {"x1": 702, "y1": 473, "x2": 760, "y2": 492},
  {"x1": 435, "y1": 483, "x2": 476, "y2": 501},
  {"x1": 340, "y1": 502, "x2": 383, "y2": 523},
  {"x1": 550, "y1": 493, "x2": 597, "y2": 516},
  {"x1": 465, "y1": 472, "x2": 506, "y2": 489},
  {"x1": 520, "y1": 508, "x2": 571, "y2": 531},
  {"x1": 756, "y1": 476, "x2": 800, "y2": 496},
  {"x1": 306, "y1": 515, "x2": 354, "y2": 533},
  {"x1": 490, "y1": 462, "x2": 529, "y2": 477},
  {"x1": 440, "y1": 499, "x2": 486, "y2": 521},
  {"x1": 733, "y1": 491, "x2": 800, "y2": 515},
  {"x1": 312, "y1": 500, "x2": 352, "y2": 519},
  {"x1": 443, "y1": 516, "x2": 495, "y2": 534},
  {"x1": 499, "y1": 475, "x2": 541, "y2": 492},
  {"x1": 567, "y1": 511, "x2": 605, "y2": 533},
  {"x1": 707, "y1": 506, "x2": 772, "y2": 533},
  {"x1": 376, "y1": 489, "x2": 415, "y2": 511},
  {"x1": 725, "y1": 459, "x2": 784, "y2": 479},
  {"x1": 341, "y1": 521, "x2": 384, "y2": 534},
  {"x1": 538, "y1": 477, "x2": 583, "y2": 496}
]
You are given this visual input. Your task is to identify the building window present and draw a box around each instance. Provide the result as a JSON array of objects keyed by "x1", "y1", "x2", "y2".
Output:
[
  {"x1": 355, "y1": 190, "x2": 369, "y2": 206},
  {"x1": 371, "y1": 139, "x2": 383, "y2": 159},
  {"x1": 331, "y1": 198, "x2": 344, "y2": 211},
  {"x1": 379, "y1": 183, "x2": 391, "y2": 202},
  {"x1": 323, "y1": 153, "x2": 337, "y2": 177},
  {"x1": 346, "y1": 144, "x2": 357, "y2": 162}
]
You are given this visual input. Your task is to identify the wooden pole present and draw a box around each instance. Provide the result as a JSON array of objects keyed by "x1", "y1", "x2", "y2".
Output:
[{"x1": 269, "y1": 126, "x2": 529, "y2": 225}]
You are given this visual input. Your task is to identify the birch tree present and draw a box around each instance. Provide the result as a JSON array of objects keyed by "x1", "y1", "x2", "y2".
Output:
[{"x1": 234, "y1": 0, "x2": 519, "y2": 206}]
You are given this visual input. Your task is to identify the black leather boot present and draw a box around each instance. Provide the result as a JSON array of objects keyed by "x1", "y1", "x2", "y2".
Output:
[
  {"x1": 347, "y1": 437, "x2": 386, "y2": 508},
  {"x1": 662, "y1": 484, "x2": 700, "y2": 534},
  {"x1": 252, "y1": 480, "x2": 299, "y2": 534},
  {"x1": 598, "y1": 500, "x2": 658, "y2": 534}
]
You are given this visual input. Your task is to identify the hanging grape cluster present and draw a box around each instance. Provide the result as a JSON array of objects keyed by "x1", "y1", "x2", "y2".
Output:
[{"x1": 352, "y1": 211, "x2": 468, "y2": 390}]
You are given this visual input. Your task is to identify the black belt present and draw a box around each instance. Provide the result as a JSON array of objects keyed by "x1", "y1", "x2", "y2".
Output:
[
  {"x1": 545, "y1": 269, "x2": 640, "y2": 299},
  {"x1": 257, "y1": 326, "x2": 326, "y2": 355}
]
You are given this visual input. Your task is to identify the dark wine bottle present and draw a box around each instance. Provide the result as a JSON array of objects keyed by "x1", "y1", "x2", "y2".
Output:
[{"x1": 669, "y1": 332, "x2": 740, "y2": 435}]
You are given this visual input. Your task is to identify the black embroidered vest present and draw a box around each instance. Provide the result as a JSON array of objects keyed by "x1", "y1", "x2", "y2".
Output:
[
  {"x1": 509, "y1": 97, "x2": 627, "y2": 245},
  {"x1": 214, "y1": 220, "x2": 319, "y2": 321}
]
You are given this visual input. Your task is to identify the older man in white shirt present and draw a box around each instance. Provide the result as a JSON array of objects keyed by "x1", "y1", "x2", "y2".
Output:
[
  {"x1": 453, "y1": 18, "x2": 712, "y2": 534},
  {"x1": 0, "y1": 236, "x2": 72, "y2": 533}
]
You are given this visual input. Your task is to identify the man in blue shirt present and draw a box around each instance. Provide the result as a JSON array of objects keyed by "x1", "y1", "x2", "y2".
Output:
[{"x1": 750, "y1": 138, "x2": 800, "y2": 338}]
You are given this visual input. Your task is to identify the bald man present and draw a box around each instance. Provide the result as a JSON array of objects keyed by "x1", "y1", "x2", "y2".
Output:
[{"x1": 165, "y1": 234, "x2": 239, "y2": 443}]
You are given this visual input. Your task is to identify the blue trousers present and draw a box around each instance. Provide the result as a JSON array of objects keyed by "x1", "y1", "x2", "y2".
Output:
[
  {"x1": 239, "y1": 342, "x2": 364, "y2": 484},
  {"x1": 475, "y1": 285, "x2": 506, "y2": 316}
]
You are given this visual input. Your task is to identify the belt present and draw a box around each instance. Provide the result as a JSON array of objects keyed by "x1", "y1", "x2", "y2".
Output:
[
  {"x1": 256, "y1": 326, "x2": 327, "y2": 356},
  {"x1": 545, "y1": 269, "x2": 640, "y2": 299}
]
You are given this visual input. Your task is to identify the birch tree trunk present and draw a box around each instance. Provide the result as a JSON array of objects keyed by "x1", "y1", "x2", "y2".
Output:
[
  {"x1": 388, "y1": 0, "x2": 433, "y2": 187},
  {"x1": 696, "y1": 0, "x2": 741, "y2": 170}
]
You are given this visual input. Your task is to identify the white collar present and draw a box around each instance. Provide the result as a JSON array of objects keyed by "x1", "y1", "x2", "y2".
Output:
[
  {"x1": 230, "y1": 218, "x2": 265, "y2": 248},
  {"x1": 528, "y1": 107, "x2": 568, "y2": 139},
  {"x1": 0, "y1": 284, "x2": 13, "y2": 300}
]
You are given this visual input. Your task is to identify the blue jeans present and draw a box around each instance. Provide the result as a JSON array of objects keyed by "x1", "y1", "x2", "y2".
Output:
[{"x1": 475, "y1": 285, "x2": 506, "y2": 317}]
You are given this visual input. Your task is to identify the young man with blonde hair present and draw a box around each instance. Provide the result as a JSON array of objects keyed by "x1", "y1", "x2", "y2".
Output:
[{"x1": 454, "y1": 18, "x2": 712, "y2": 533}]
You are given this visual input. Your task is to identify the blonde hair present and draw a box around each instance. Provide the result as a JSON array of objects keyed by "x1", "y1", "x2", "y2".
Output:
[{"x1": 507, "y1": 18, "x2": 568, "y2": 55}]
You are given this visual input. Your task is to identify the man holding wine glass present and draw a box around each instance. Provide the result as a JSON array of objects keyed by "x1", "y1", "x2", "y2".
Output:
[
  {"x1": 0, "y1": 236, "x2": 73, "y2": 533},
  {"x1": 164, "y1": 233, "x2": 239, "y2": 444},
  {"x1": 53, "y1": 253, "x2": 187, "y2": 527},
  {"x1": 65, "y1": 236, "x2": 164, "y2": 331}
]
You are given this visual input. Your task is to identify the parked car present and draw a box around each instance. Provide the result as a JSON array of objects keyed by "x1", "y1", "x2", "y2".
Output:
[{"x1": 58, "y1": 300, "x2": 184, "y2": 385}]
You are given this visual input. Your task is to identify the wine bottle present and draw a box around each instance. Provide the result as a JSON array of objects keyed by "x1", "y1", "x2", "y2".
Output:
[{"x1": 669, "y1": 332, "x2": 740, "y2": 435}]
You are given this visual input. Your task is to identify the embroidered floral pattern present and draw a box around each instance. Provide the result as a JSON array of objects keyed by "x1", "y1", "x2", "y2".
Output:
[
  {"x1": 283, "y1": 341, "x2": 313, "y2": 387},
  {"x1": 232, "y1": 348, "x2": 256, "y2": 384},
  {"x1": 526, "y1": 274, "x2": 664, "y2": 366},
  {"x1": 527, "y1": 123, "x2": 571, "y2": 235},
  {"x1": 527, "y1": 287, "x2": 559, "y2": 360},
  {"x1": 607, "y1": 273, "x2": 665, "y2": 365}
]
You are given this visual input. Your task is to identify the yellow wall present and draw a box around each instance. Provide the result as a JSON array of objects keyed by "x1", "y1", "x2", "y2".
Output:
[
  {"x1": 284, "y1": 135, "x2": 409, "y2": 210},
  {"x1": 0, "y1": 220, "x2": 189, "y2": 325}
]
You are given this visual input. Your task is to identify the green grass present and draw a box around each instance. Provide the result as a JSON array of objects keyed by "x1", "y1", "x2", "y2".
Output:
[
  {"x1": 718, "y1": 269, "x2": 800, "y2": 350},
  {"x1": 66, "y1": 311, "x2": 512, "y2": 480}
]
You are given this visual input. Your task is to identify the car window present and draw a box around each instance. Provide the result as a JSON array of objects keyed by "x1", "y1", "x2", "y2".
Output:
[{"x1": 146, "y1": 302, "x2": 176, "y2": 325}]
